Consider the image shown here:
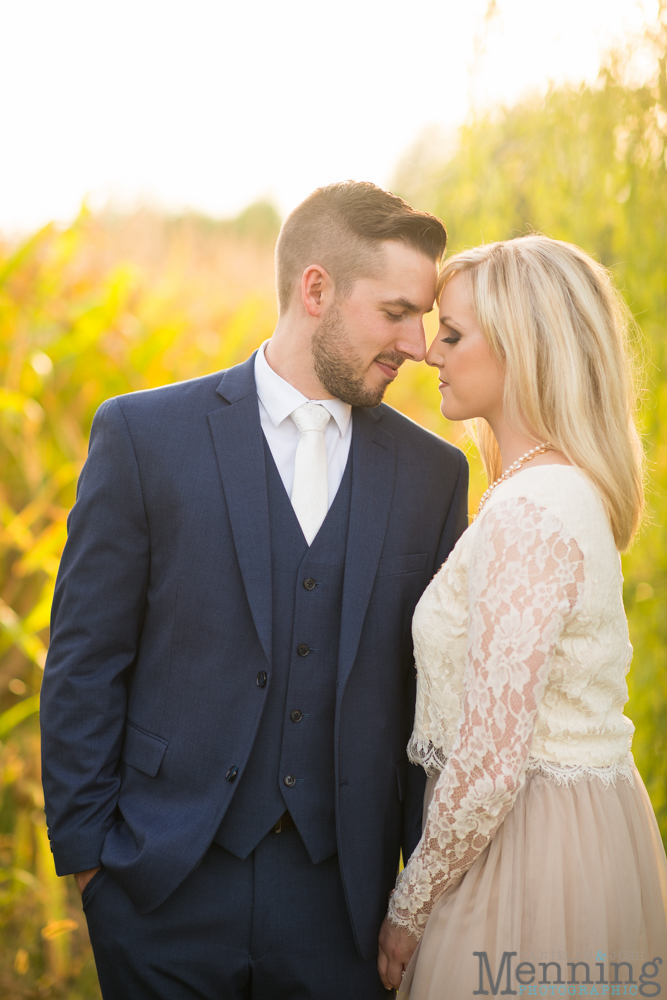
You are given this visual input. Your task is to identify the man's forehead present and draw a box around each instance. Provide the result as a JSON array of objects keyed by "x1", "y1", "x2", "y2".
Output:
[
  {"x1": 355, "y1": 244, "x2": 437, "y2": 311},
  {"x1": 379, "y1": 244, "x2": 437, "y2": 283},
  {"x1": 375, "y1": 267, "x2": 437, "y2": 308}
]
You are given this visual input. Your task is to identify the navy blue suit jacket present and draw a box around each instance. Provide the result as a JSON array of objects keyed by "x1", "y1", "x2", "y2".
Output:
[{"x1": 40, "y1": 353, "x2": 468, "y2": 959}]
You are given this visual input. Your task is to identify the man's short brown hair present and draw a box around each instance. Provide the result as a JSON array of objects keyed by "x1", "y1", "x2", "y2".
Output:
[{"x1": 275, "y1": 181, "x2": 447, "y2": 313}]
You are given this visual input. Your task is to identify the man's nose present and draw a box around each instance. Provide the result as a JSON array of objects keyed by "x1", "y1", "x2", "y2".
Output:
[{"x1": 396, "y1": 318, "x2": 427, "y2": 363}]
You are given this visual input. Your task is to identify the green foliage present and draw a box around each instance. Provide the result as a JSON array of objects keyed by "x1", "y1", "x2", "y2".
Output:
[
  {"x1": 395, "y1": 9, "x2": 667, "y2": 843},
  {"x1": 0, "y1": 206, "x2": 279, "y2": 996}
]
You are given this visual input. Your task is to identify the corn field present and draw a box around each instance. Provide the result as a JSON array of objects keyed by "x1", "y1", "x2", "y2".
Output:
[{"x1": 1, "y1": 14, "x2": 667, "y2": 993}]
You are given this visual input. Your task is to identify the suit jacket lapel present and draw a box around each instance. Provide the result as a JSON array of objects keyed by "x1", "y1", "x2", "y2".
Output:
[
  {"x1": 208, "y1": 354, "x2": 272, "y2": 665},
  {"x1": 337, "y1": 407, "x2": 396, "y2": 705}
]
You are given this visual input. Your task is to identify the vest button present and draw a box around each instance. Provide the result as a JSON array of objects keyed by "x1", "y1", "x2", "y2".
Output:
[
  {"x1": 297, "y1": 643, "x2": 310, "y2": 657},
  {"x1": 256, "y1": 671, "x2": 267, "y2": 688},
  {"x1": 290, "y1": 709, "x2": 303, "y2": 723},
  {"x1": 225, "y1": 766, "x2": 238, "y2": 782},
  {"x1": 284, "y1": 774, "x2": 296, "y2": 788},
  {"x1": 303, "y1": 577, "x2": 316, "y2": 591}
]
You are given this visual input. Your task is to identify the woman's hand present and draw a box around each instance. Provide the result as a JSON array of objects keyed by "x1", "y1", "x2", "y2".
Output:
[{"x1": 378, "y1": 916, "x2": 419, "y2": 992}]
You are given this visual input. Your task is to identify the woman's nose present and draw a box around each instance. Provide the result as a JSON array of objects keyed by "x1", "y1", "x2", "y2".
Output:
[{"x1": 425, "y1": 336, "x2": 443, "y2": 367}]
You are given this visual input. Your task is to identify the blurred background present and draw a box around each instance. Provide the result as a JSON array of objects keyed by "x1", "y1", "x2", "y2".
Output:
[{"x1": 1, "y1": 0, "x2": 666, "y2": 995}]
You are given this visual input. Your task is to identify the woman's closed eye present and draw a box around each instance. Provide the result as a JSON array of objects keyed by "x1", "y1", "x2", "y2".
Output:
[{"x1": 440, "y1": 320, "x2": 462, "y2": 344}]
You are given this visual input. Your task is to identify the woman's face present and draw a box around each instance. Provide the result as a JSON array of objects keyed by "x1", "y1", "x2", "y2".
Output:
[{"x1": 426, "y1": 271, "x2": 505, "y2": 423}]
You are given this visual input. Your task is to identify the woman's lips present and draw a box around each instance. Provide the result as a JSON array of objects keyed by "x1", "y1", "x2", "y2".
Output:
[
  {"x1": 375, "y1": 361, "x2": 398, "y2": 379},
  {"x1": 439, "y1": 380, "x2": 449, "y2": 390}
]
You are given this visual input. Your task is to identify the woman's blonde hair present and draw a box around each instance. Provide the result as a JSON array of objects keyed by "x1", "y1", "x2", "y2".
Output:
[{"x1": 437, "y1": 235, "x2": 644, "y2": 550}]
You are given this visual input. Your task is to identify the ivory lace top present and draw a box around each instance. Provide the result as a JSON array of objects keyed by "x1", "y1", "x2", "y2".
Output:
[{"x1": 388, "y1": 465, "x2": 635, "y2": 939}]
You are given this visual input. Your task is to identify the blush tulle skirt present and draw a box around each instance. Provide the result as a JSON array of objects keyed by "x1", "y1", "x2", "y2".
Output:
[{"x1": 398, "y1": 763, "x2": 667, "y2": 999}]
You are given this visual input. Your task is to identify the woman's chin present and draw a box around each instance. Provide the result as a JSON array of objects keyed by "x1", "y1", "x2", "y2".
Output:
[{"x1": 439, "y1": 400, "x2": 464, "y2": 421}]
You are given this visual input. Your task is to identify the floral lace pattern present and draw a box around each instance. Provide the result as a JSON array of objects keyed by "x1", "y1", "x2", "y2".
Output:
[
  {"x1": 407, "y1": 468, "x2": 633, "y2": 781},
  {"x1": 388, "y1": 498, "x2": 585, "y2": 938},
  {"x1": 408, "y1": 529, "x2": 471, "y2": 776}
]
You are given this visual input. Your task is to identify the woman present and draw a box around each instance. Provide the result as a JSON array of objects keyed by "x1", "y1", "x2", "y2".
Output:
[{"x1": 378, "y1": 235, "x2": 667, "y2": 997}]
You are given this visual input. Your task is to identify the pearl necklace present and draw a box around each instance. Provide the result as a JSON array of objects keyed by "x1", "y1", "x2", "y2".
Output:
[{"x1": 475, "y1": 443, "x2": 552, "y2": 518}]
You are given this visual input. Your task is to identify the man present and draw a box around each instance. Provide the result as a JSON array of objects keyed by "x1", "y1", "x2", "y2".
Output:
[{"x1": 40, "y1": 181, "x2": 468, "y2": 998}]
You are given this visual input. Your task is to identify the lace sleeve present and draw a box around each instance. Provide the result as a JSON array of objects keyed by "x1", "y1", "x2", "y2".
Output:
[{"x1": 387, "y1": 496, "x2": 585, "y2": 939}]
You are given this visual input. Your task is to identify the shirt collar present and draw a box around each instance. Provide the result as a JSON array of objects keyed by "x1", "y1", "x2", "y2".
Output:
[{"x1": 254, "y1": 341, "x2": 352, "y2": 437}]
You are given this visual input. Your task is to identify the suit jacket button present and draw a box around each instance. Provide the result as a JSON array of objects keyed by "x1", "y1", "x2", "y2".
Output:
[
  {"x1": 297, "y1": 643, "x2": 310, "y2": 657},
  {"x1": 290, "y1": 709, "x2": 303, "y2": 723},
  {"x1": 226, "y1": 766, "x2": 238, "y2": 782},
  {"x1": 256, "y1": 671, "x2": 267, "y2": 688},
  {"x1": 303, "y1": 577, "x2": 316, "y2": 591},
  {"x1": 284, "y1": 774, "x2": 296, "y2": 788}
]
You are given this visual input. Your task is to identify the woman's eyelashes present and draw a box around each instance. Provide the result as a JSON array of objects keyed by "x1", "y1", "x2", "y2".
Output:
[{"x1": 439, "y1": 321, "x2": 461, "y2": 344}]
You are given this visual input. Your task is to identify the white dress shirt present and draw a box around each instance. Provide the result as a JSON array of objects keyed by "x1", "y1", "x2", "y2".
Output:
[{"x1": 254, "y1": 340, "x2": 353, "y2": 508}]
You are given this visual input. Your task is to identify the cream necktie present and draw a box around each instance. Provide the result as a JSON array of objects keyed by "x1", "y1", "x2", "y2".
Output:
[{"x1": 290, "y1": 402, "x2": 331, "y2": 545}]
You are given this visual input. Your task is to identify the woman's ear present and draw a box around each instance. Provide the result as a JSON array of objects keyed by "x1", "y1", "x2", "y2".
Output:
[{"x1": 301, "y1": 264, "x2": 334, "y2": 317}]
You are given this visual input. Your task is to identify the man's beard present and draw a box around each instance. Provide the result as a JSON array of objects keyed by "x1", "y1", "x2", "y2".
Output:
[{"x1": 311, "y1": 302, "x2": 403, "y2": 408}]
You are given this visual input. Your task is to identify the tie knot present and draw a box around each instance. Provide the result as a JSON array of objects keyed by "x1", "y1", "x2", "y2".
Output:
[{"x1": 291, "y1": 402, "x2": 331, "y2": 435}]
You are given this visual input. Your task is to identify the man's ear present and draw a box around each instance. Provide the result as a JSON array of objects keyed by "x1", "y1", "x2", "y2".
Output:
[{"x1": 301, "y1": 264, "x2": 334, "y2": 317}]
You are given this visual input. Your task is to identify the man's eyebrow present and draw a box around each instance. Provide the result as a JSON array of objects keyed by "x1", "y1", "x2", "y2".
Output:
[{"x1": 380, "y1": 297, "x2": 422, "y2": 311}]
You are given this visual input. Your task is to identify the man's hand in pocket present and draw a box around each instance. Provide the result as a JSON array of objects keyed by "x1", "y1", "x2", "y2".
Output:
[{"x1": 74, "y1": 868, "x2": 101, "y2": 895}]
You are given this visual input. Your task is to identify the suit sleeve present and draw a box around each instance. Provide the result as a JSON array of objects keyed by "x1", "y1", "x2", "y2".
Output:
[
  {"x1": 402, "y1": 446, "x2": 469, "y2": 859},
  {"x1": 401, "y1": 669, "x2": 427, "y2": 860},
  {"x1": 434, "y1": 448, "x2": 469, "y2": 570},
  {"x1": 40, "y1": 398, "x2": 150, "y2": 876}
]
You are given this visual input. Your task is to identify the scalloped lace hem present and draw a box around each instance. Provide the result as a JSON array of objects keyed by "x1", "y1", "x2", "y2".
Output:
[
  {"x1": 386, "y1": 908, "x2": 425, "y2": 940},
  {"x1": 407, "y1": 735, "x2": 449, "y2": 776},
  {"x1": 409, "y1": 737, "x2": 636, "y2": 788},
  {"x1": 525, "y1": 753, "x2": 635, "y2": 788}
]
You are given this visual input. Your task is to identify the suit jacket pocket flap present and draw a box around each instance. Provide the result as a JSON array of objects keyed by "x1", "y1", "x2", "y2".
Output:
[
  {"x1": 122, "y1": 721, "x2": 168, "y2": 778},
  {"x1": 376, "y1": 552, "x2": 428, "y2": 577}
]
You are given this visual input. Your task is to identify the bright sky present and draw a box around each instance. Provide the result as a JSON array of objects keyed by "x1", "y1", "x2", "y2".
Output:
[{"x1": 0, "y1": 0, "x2": 657, "y2": 233}]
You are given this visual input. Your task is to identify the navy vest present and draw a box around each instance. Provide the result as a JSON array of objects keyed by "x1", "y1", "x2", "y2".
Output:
[{"x1": 215, "y1": 438, "x2": 352, "y2": 863}]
